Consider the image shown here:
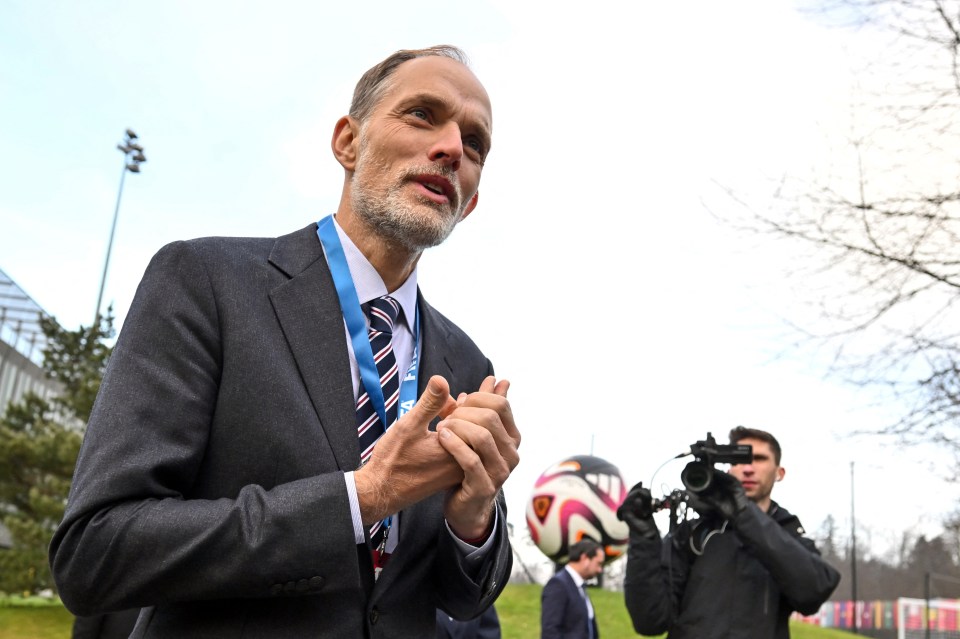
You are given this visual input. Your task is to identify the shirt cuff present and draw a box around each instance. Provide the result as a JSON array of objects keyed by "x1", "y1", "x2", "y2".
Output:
[
  {"x1": 343, "y1": 471, "x2": 366, "y2": 544},
  {"x1": 446, "y1": 506, "x2": 499, "y2": 562}
]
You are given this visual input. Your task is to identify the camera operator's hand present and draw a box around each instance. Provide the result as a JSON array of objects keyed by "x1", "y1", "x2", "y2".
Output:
[
  {"x1": 687, "y1": 471, "x2": 750, "y2": 522},
  {"x1": 616, "y1": 482, "x2": 660, "y2": 540}
]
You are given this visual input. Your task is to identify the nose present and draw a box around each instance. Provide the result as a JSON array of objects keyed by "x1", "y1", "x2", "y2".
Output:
[{"x1": 428, "y1": 122, "x2": 462, "y2": 171}]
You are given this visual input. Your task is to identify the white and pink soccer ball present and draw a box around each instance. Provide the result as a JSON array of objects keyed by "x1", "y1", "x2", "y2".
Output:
[{"x1": 525, "y1": 455, "x2": 630, "y2": 565}]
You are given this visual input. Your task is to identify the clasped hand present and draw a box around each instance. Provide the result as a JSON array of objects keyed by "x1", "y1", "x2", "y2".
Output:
[
  {"x1": 685, "y1": 470, "x2": 749, "y2": 521},
  {"x1": 355, "y1": 375, "x2": 521, "y2": 541}
]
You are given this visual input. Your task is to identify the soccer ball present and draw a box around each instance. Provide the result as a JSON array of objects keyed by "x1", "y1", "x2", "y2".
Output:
[{"x1": 525, "y1": 455, "x2": 630, "y2": 565}]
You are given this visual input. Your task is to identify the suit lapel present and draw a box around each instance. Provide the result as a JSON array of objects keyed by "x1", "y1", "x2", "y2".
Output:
[
  {"x1": 267, "y1": 224, "x2": 360, "y2": 472},
  {"x1": 417, "y1": 293, "x2": 456, "y2": 393},
  {"x1": 563, "y1": 570, "x2": 592, "y2": 636}
]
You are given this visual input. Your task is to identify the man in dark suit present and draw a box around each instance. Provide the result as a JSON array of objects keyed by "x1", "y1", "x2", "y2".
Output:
[
  {"x1": 436, "y1": 604, "x2": 501, "y2": 638},
  {"x1": 540, "y1": 539, "x2": 604, "y2": 639},
  {"x1": 72, "y1": 609, "x2": 140, "y2": 639},
  {"x1": 49, "y1": 44, "x2": 520, "y2": 638}
]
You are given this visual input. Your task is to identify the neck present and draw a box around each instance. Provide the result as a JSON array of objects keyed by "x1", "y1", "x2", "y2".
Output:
[
  {"x1": 754, "y1": 496, "x2": 772, "y2": 513},
  {"x1": 335, "y1": 210, "x2": 421, "y2": 292}
]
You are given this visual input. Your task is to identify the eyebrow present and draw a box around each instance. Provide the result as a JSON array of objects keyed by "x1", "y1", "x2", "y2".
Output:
[{"x1": 401, "y1": 92, "x2": 450, "y2": 111}]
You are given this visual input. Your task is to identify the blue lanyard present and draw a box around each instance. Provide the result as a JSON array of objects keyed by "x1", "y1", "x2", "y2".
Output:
[{"x1": 316, "y1": 215, "x2": 420, "y2": 430}]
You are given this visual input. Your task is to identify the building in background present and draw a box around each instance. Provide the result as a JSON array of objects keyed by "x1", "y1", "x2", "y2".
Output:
[
  {"x1": 0, "y1": 520, "x2": 11, "y2": 549},
  {"x1": 0, "y1": 267, "x2": 60, "y2": 416}
]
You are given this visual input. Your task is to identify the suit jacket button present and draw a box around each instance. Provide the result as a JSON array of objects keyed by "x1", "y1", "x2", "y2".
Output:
[
  {"x1": 369, "y1": 608, "x2": 379, "y2": 625},
  {"x1": 270, "y1": 584, "x2": 282, "y2": 596},
  {"x1": 309, "y1": 576, "x2": 324, "y2": 590},
  {"x1": 296, "y1": 579, "x2": 309, "y2": 593},
  {"x1": 284, "y1": 581, "x2": 296, "y2": 594}
]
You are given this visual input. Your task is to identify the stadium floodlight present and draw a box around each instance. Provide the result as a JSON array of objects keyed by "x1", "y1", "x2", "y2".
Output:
[{"x1": 94, "y1": 128, "x2": 147, "y2": 330}]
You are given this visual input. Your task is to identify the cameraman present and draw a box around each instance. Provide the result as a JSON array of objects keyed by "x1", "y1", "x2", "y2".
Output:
[{"x1": 617, "y1": 427, "x2": 839, "y2": 639}]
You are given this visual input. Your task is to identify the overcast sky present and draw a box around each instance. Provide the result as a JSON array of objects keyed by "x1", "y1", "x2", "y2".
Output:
[{"x1": 2, "y1": 0, "x2": 953, "y2": 564}]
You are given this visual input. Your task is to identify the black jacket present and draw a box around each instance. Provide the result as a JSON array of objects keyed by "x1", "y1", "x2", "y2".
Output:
[
  {"x1": 72, "y1": 609, "x2": 140, "y2": 639},
  {"x1": 436, "y1": 605, "x2": 501, "y2": 639},
  {"x1": 623, "y1": 501, "x2": 840, "y2": 639}
]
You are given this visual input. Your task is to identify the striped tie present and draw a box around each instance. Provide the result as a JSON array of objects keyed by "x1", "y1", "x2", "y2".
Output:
[{"x1": 356, "y1": 295, "x2": 401, "y2": 548}]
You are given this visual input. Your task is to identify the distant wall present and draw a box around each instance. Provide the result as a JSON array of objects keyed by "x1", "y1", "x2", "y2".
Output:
[
  {"x1": 795, "y1": 598, "x2": 960, "y2": 639},
  {"x1": 0, "y1": 339, "x2": 60, "y2": 416}
]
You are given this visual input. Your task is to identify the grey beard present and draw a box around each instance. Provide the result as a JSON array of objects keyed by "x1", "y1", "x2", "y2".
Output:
[
  {"x1": 351, "y1": 181, "x2": 459, "y2": 252},
  {"x1": 350, "y1": 140, "x2": 465, "y2": 252}
]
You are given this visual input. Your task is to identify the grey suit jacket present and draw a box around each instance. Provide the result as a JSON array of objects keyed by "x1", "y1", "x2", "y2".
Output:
[{"x1": 50, "y1": 223, "x2": 512, "y2": 638}]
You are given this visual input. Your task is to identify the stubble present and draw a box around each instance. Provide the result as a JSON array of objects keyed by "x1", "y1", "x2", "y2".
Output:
[{"x1": 351, "y1": 135, "x2": 466, "y2": 252}]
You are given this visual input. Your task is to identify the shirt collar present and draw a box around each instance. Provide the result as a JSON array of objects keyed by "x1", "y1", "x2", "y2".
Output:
[
  {"x1": 564, "y1": 564, "x2": 585, "y2": 588},
  {"x1": 331, "y1": 216, "x2": 418, "y2": 333}
]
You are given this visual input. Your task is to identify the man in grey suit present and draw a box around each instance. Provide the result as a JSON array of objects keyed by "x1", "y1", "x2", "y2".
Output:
[{"x1": 50, "y1": 44, "x2": 520, "y2": 638}]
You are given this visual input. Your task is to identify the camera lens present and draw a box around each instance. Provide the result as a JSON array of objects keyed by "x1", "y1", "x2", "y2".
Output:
[{"x1": 681, "y1": 460, "x2": 713, "y2": 493}]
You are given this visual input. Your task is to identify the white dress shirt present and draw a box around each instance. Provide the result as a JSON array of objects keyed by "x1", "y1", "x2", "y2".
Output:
[
  {"x1": 325, "y1": 216, "x2": 494, "y2": 559},
  {"x1": 565, "y1": 565, "x2": 596, "y2": 627}
]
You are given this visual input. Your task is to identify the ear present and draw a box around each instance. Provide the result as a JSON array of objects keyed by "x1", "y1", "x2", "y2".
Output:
[
  {"x1": 460, "y1": 191, "x2": 479, "y2": 220},
  {"x1": 331, "y1": 116, "x2": 360, "y2": 171},
  {"x1": 775, "y1": 467, "x2": 785, "y2": 482}
]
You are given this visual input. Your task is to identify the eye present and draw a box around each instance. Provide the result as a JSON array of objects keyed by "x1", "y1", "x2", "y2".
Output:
[
  {"x1": 409, "y1": 108, "x2": 429, "y2": 121},
  {"x1": 464, "y1": 137, "x2": 486, "y2": 158}
]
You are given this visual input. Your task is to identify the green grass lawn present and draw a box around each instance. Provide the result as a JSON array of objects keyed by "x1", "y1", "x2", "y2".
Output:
[
  {"x1": 0, "y1": 604, "x2": 73, "y2": 639},
  {"x1": 499, "y1": 583, "x2": 636, "y2": 638},
  {"x1": 0, "y1": 587, "x2": 862, "y2": 639},
  {"x1": 498, "y1": 583, "x2": 861, "y2": 639}
]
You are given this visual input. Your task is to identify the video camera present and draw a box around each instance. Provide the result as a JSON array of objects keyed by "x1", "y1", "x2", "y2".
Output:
[
  {"x1": 679, "y1": 432, "x2": 752, "y2": 494},
  {"x1": 621, "y1": 432, "x2": 755, "y2": 533}
]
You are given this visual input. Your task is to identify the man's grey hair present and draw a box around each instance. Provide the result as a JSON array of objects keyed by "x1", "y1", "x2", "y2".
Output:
[{"x1": 349, "y1": 45, "x2": 469, "y2": 122}]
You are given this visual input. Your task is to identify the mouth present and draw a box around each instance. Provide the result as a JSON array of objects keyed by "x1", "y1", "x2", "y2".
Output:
[{"x1": 413, "y1": 174, "x2": 457, "y2": 206}]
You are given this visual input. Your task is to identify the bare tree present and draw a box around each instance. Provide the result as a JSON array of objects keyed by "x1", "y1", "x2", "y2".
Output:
[{"x1": 719, "y1": 0, "x2": 960, "y2": 455}]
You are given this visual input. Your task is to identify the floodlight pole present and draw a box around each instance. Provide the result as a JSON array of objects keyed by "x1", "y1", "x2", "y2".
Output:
[
  {"x1": 94, "y1": 129, "x2": 146, "y2": 331},
  {"x1": 851, "y1": 461, "x2": 859, "y2": 634}
]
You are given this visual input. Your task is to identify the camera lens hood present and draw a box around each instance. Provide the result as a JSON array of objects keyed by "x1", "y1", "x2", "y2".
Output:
[{"x1": 680, "y1": 460, "x2": 713, "y2": 493}]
